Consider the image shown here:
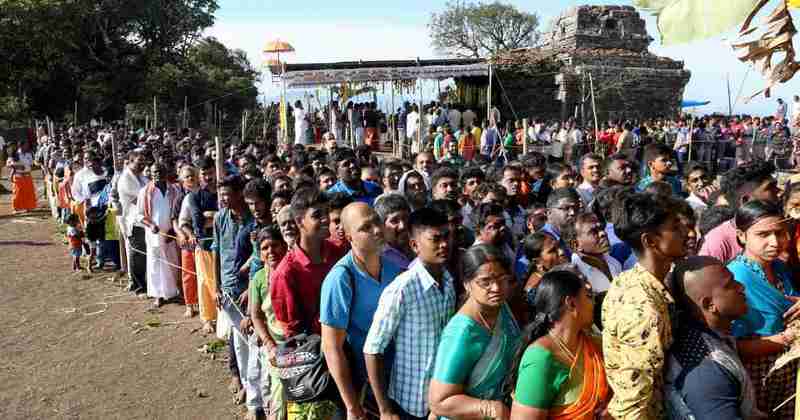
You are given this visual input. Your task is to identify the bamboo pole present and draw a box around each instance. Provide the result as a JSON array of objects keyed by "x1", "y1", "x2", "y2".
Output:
[{"x1": 588, "y1": 72, "x2": 600, "y2": 154}]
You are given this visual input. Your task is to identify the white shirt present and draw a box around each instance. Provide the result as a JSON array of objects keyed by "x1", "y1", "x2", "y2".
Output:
[
  {"x1": 462, "y1": 109, "x2": 476, "y2": 129},
  {"x1": 406, "y1": 111, "x2": 419, "y2": 139},
  {"x1": 686, "y1": 193, "x2": 708, "y2": 214},
  {"x1": 576, "y1": 181, "x2": 596, "y2": 206},
  {"x1": 571, "y1": 253, "x2": 621, "y2": 293},
  {"x1": 447, "y1": 109, "x2": 461, "y2": 132},
  {"x1": 117, "y1": 167, "x2": 149, "y2": 236}
]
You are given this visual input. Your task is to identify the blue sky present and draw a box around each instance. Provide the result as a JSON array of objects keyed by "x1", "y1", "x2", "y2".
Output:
[{"x1": 207, "y1": 0, "x2": 800, "y2": 115}]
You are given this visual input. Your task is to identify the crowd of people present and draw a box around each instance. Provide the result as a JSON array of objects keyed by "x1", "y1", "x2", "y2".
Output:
[{"x1": 6, "y1": 102, "x2": 800, "y2": 420}]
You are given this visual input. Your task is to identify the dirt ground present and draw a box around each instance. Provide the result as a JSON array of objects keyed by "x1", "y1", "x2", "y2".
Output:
[{"x1": 0, "y1": 171, "x2": 246, "y2": 419}]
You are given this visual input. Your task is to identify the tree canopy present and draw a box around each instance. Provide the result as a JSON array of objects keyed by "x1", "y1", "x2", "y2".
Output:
[
  {"x1": 429, "y1": 1, "x2": 541, "y2": 58},
  {"x1": 0, "y1": 0, "x2": 259, "y2": 127}
]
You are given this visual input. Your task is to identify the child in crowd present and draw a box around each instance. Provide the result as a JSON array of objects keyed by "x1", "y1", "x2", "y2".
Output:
[{"x1": 65, "y1": 213, "x2": 85, "y2": 272}]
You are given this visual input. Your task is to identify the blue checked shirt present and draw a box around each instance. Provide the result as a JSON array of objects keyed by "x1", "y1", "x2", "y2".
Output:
[{"x1": 363, "y1": 258, "x2": 456, "y2": 417}]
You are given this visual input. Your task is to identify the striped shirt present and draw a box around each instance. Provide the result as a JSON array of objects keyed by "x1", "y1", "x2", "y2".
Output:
[{"x1": 363, "y1": 258, "x2": 456, "y2": 417}]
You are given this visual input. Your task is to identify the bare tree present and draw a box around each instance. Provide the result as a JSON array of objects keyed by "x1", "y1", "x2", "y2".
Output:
[{"x1": 429, "y1": 1, "x2": 540, "y2": 58}]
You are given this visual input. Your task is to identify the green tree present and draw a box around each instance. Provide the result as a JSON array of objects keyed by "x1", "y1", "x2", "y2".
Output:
[
  {"x1": 429, "y1": 1, "x2": 540, "y2": 58},
  {"x1": 0, "y1": 0, "x2": 219, "y2": 123}
]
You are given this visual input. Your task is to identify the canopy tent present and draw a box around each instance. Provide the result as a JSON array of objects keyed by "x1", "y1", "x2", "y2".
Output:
[
  {"x1": 282, "y1": 58, "x2": 488, "y2": 88},
  {"x1": 277, "y1": 58, "x2": 491, "y2": 157}
]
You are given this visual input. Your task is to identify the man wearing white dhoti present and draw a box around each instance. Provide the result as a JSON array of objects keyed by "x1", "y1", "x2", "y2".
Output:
[{"x1": 137, "y1": 163, "x2": 181, "y2": 308}]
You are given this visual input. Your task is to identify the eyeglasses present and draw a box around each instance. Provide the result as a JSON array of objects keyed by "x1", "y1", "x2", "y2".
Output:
[{"x1": 474, "y1": 275, "x2": 511, "y2": 290}]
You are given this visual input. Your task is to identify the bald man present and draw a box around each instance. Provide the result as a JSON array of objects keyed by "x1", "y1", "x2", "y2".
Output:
[
  {"x1": 320, "y1": 203, "x2": 406, "y2": 419},
  {"x1": 665, "y1": 256, "x2": 763, "y2": 420}
]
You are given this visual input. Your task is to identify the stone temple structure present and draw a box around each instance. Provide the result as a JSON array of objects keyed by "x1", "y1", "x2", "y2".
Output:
[{"x1": 492, "y1": 5, "x2": 691, "y2": 123}]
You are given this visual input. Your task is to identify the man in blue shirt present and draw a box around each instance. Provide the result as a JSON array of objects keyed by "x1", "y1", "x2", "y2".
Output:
[
  {"x1": 321, "y1": 203, "x2": 404, "y2": 420},
  {"x1": 186, "y1": 157, "x2": 218, "y2": 251},
  {"x1": 327, "y1": 148, "x2": 382, "y2": 206},
  {"x1": 541, "y1": 187, "x2": 581, "y2": 259},
  {"x1": 636, "y1": 143, "x2": 683, "y2": 197},
  {"x1": 666, "y1": 256, "x2": 760, "y2": 420},
  {"x1": 212, "y1": 174, "x2": 259, "y2": 414}
]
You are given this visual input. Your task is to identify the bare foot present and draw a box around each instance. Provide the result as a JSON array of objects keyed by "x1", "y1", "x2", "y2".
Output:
[
  {"x1": 228, "y1": 376, "x2": 242, "y2": 394},
  {"x1": 233, "y1": 388, "x2": 246, "y2": 405},
  {"x1": 183, "y1": 306, "x2": 194, "y2": 318},
  {"x1": 201, "y1": 321, "x2": 215, "y2": 335}
]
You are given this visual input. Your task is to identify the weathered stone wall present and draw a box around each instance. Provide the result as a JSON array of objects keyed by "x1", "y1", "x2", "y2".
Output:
[
  {"x1": 493, "y1": 4, "x2": 691, "y2": 123},
  {"x1": 546, "y1": 5, "x2": 652, "y2": 53}
]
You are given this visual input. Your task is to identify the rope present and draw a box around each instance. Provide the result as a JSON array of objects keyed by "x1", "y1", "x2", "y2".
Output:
[
  {"x1": 128, "y1": 246, "x2": 197, "y2": 277},
  {"x1": 492, "y1": 72, "x2": 519, "y2": 122}
]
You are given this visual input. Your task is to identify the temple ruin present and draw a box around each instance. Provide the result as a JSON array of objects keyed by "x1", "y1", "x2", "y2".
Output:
[{"x1": 492, "y1": 5, "x2": 691, "y2": 124}]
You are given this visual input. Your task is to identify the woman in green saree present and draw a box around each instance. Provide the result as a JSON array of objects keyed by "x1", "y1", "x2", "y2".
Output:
[{"x1": 429, "y1": 244, "x2": 521, "y2": 420}]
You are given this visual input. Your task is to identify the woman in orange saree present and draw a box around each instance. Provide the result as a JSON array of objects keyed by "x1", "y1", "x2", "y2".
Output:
[
  {"x1": 6, "y1": 143, "x2": 37, "y2": 213},
  {"x1": 509, "y1": 271, "x2": 610, "y2": 420}
]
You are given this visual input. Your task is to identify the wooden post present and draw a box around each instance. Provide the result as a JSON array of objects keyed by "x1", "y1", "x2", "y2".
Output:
[
  {"x1": 588, "y1": 72, "x2": 600, "y2": 153},
  {"x1": 215, "y1": 136, "x2": 224, "y2": 181},
  {"x1": 74, "y1": 100, "x2": 78, "y2": 126},
  {"x1": 417, "y1": 78, "x2": 423, "y2": 154},
  {"x1": 487, "y1": 63, "x2": 493, "y2": 125},
  {"x1": 391, "y1": 80, "x2": 397, "y2": 157},
  {"x1": 241, "y1": 110, "x2": 247, "y2": 144},
  {"x1": 348, "y1": 108, "x2": 355, "y2": 150},
  {"x1": 522, "y1": 118, "x2": 529, "y2": 155},
  {"x1": 153, "y1": 96, "x2": 157, "y2": 130}
]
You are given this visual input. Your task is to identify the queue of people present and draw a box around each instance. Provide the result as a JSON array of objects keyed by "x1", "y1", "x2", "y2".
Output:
[{"x1": 14, "y1": 113, "x2": 800, "y2": 420}]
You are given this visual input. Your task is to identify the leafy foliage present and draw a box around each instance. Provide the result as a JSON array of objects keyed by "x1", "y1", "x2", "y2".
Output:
[
  {"x1": 429, "y1": 1, "x2": 540, "y2": 58},
  {"x1": 0, "y1": 0, "x2": 257, "y2": 127}
]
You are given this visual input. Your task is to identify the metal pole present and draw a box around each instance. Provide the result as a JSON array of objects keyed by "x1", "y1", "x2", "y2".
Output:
[
  {"x1": 184, "y1": 96, "x2": 188, "y2": 129},
  {"x1": 588, "y1": 72, "x2": 600, "y2": 153}
]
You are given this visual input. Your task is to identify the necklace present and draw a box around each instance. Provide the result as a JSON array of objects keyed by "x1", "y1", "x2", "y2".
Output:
[
  {"x1": 476, "y1": 308, "x2": 494, "y2": 333},
  {"x1": 549, "y1": 331, "x2": 577, "y2": 363}
]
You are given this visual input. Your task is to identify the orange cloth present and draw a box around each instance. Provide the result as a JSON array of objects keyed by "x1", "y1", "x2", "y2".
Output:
[
  {"x1": 365, "y1": 127, "x2": 379, "y2": 149},
  {"x1": 11, "y1": 174, "x2": 37, "y2": 211},
  {"x1": 194, "y1": 249, "x2": 218, "y2": 322},
  {"x1": 71, "y1": 200, "x2": 86, "y2": 227},
  {"x1": 549, "y1": 334, "x2": 610, "y2": 420},
  {"x1": 182, "y1": 249, "x2": 198, "y2": 305}
]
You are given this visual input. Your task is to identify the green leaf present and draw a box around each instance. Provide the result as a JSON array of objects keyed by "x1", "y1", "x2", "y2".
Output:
[{"x1": 635, "y1": 0, "x2": 761, "y2": 45}]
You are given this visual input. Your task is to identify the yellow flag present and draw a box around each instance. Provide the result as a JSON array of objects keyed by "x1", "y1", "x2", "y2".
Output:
[{"x1": 790, "y1": 0, "x2": 800, "y2": 8}]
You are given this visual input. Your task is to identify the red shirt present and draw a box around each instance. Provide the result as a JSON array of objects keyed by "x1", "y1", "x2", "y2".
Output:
[{"x1": 270, "y1": 239, "x2": 347, "y2": 337}]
